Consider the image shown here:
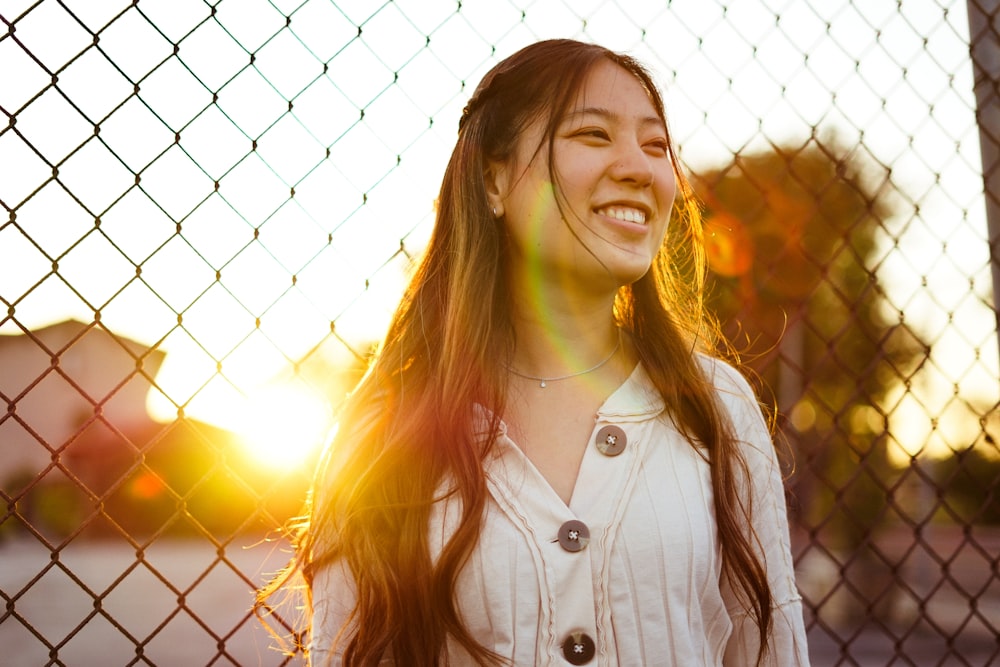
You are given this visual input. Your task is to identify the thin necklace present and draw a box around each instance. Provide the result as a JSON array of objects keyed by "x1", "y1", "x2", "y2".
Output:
[{"x1": 509, "y1": 331, "x2": 621, "y2": 388}]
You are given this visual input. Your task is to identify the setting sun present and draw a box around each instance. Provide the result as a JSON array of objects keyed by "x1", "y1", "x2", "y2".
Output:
[{"x1": 235, "y1": 385, "x2": 332, "y2": 470}]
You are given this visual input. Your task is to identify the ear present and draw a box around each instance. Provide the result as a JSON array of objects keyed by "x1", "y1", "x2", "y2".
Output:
[{"x1": 483, "y1": 158, "x2": 508, "y2": 218}]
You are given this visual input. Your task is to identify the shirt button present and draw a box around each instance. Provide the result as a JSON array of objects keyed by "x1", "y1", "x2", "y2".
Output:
[
  {"x1": 557, "y1": 519, "x2": 590, "y2": 552},
  {"x1": 595, "y1": 424, "x2": 627, "y2": 456},
  {"x1": 562, "y1": 631, "x2": 596, "y2": 664}
]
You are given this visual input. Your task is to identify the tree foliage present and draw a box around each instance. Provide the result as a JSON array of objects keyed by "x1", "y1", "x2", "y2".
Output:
[{"x1": 692, "y1": 135, "x2": 927, "y2": 547}]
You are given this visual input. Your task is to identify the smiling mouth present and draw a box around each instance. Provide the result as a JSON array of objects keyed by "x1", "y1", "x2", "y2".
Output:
[{"x1": 597, "y1": 206, "x2": 647, "y2": 225}]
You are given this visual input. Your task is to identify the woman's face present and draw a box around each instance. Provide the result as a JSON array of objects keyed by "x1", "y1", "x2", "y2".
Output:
[{"x1": 488, "y1": 59, "x2": 677, "y2": 292}]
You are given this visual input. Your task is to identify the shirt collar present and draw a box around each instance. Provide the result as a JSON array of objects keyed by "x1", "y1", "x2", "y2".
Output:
[
  {"x1": 595, "y1": 362, "x2": 665, "y2": 421},
  {"x1": 476, "y1": 362, "x2": 665, "y2": 445}
]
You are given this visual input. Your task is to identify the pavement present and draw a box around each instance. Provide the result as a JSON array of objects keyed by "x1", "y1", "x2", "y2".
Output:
[{"x1": 1, "y1": 525, "x2": 997, "y2": 666}]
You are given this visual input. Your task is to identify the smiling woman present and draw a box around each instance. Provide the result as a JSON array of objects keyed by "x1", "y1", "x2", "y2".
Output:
[
  {"x1": 486, "y1": 57, "x2": 677, "y2": 295},
  {"x1": 257, "y1": 38, "x2": 810, "y2": 666}
]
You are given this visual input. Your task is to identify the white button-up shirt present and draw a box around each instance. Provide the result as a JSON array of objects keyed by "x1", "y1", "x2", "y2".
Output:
[{"x1": 312, "y1": 358, "x2": 811, "y2": 665}]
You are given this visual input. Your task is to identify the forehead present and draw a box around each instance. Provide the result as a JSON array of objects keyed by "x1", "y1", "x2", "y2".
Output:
[{"x1": 565, "y1": 59, "x2": 663, "y2": 124}]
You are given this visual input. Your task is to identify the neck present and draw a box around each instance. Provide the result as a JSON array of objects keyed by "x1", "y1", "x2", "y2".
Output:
[{"x1": 507, "y1": 272, "x2": 621, "y2": 381}]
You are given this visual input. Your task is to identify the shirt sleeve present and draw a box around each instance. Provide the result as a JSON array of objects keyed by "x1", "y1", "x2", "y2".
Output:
[
  {"x1": 309, "y1": 560, "x2": 350, "y2": 666},
  {"x1": 709, "y1": 360, "x2": 812, "y2": 666},
  {"x1": 309, "y1": 560, "x2": 396, "y2": 666}
]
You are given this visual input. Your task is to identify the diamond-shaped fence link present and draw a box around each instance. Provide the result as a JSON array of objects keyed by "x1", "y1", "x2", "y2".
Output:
[{"x1": 0, "y1": 0, "x2": 997, "y2": 664}]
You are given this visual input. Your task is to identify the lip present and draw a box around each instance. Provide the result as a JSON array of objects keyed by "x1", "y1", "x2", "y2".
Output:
[{"x1": 594, "y1": 201, "x2": 654, "y2": 228}]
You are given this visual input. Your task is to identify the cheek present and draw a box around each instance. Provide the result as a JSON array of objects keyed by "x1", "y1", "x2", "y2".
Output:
[
  {"x1": 655, "y1": 176, "x2": 677, "y2": 244},
  {"x1": 657, "y1": 166, "x2": 678, "y2": 206},
  {"x1": 551, "y1": 147, "x2": 601, "y2": 204},
  {"x1": 504, "y1": 184, "x2": 563, "y2": 251}
]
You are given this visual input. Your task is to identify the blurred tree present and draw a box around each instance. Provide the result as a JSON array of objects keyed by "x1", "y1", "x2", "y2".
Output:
[
  {"x1": 691, "y1": 134, "x2": 927, "y2": 551},
  {"x1": 934, "y1": 424, "x2": 1000, "y2": 525}
]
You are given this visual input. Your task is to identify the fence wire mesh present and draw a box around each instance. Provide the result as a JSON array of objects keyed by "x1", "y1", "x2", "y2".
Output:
[{"x1": 1, "y1": 0, "x2": 998, "y2": 665}]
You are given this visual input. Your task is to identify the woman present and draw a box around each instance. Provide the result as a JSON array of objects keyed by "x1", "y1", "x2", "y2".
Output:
[{"x1": 259, "y1": 39, "x2": 810, "y2": 666}]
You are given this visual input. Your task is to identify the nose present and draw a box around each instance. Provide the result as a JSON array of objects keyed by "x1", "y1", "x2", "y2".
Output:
[{"x1": 609, "y1": 140, "x2": 655, "y2": 187}]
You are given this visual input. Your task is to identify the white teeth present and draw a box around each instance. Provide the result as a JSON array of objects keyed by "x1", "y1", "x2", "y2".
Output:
[{"x1": 599, "y1": 206, "x2": 647, "y2": 224}]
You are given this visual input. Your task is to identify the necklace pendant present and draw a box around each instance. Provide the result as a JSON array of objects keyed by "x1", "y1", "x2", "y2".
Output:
[{"x1": 539, "y1": 380, "x2": 547, "y2": 388}]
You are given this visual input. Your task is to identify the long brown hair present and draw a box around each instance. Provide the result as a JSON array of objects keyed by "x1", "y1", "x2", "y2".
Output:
[{"x1": 257, "y1": 38, "x2": 773, "y2": 666}]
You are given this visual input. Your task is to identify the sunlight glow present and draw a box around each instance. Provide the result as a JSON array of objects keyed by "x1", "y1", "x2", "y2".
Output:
[{"x1": 235, "y1": 385, "x2": 331, "y2": 470}]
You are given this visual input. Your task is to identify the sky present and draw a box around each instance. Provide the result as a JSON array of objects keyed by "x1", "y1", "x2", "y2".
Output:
[{"x1": 0, "y1": 0, "x2": 994, "y2": 466}]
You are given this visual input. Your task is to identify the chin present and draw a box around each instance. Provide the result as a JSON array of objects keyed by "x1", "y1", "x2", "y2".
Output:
[{"x1": 609, "y1": 257, "x2": 655, "y2": 285}]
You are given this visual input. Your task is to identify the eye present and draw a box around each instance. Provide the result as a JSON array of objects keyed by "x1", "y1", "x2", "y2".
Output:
[
  {"x1": 573, "y1": 127, "x2": 611, "y2": 141},
  {"x1": 644, "y1": 138, "x2": 669, "y2": 157}
]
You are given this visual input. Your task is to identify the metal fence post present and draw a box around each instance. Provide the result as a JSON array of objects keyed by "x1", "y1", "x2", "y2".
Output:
[{"x1": 968, "y1": 0, "x2": 1000, "y2": 349}]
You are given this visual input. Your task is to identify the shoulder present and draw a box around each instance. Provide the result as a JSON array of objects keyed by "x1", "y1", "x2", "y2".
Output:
[
  {"x1": 694, "y1": 353, "x2": 758, "y2": 405},
  {"x1": 694, "y1": 353, "x2": 774, "y2": 446}
]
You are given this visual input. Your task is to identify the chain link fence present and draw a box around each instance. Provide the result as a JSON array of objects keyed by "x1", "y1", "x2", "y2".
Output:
[{"x1": 1, "y1": 0, "x2": 997, "y2": 665}]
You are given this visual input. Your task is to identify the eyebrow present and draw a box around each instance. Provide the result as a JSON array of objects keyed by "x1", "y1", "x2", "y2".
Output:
[{"x1": 562, "y1": 106, "x2": 665, "y2": 130}]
